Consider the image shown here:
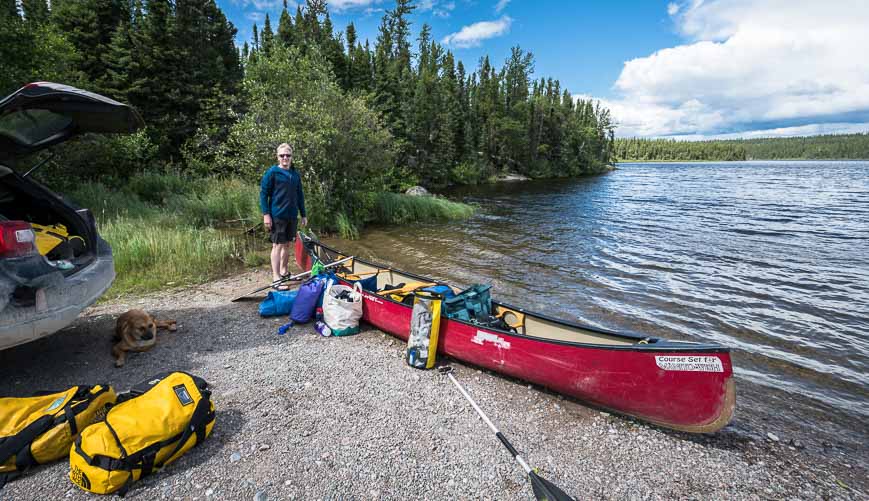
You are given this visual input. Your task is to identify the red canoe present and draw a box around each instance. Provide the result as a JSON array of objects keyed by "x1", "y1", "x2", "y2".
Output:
[{"x1": 296, "y1": 234, "x2": 735, "y2": 433}]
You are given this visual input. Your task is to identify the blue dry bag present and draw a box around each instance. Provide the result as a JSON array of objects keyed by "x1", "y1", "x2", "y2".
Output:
[{"x1": 259, "y1": 290, "x2": 298, "y2": 317}]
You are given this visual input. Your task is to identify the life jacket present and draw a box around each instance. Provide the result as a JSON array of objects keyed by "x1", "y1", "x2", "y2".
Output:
[
  {"x1": 442, "y1": 284, "x2": 493, "y2": 322},
  {"x1": 0, "y1": 385, "x2": 116, "y2": 488},
  {"x1": 69, "y1": 372, "x2": 215, "y2": 496},
  {"x1": 377, "y1": 281, "x2": 438, "y2": 304}
]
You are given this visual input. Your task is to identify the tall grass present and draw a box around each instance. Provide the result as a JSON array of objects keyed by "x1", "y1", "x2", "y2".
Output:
[
  {"x1": 335, "y1": 212, "x2": 359, "y2": 239},
  {"x1": 373, "y1": 193, "x2": 475, "y2": 225},
  {"x1": 67, "y1": 174, "x2": 263, "y2": 296},
  {"x1": 65, "y1": 174, "x2": 473, "y2": 295},
  {"x1": 102, "y1": 218, "x2": 248, "y2": 294},
  {"x1": 168, "y1": 177, "x2": 261, "y2": 227},
  {"x1": 66, "y1": 182, "x2": 160, "y2": 221}
]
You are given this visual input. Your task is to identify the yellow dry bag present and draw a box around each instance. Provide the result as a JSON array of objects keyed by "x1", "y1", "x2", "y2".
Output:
[
  {"x1": 69, "y1": 372, "x2": 215, "y2": 496},
  {"x1": 0, "y1": 385, "x2": 116, "y2": 488},
  {"x1": 30, "y1": 222, "x2": 86, "y2": 259},
  {"x1": 406, "y1": 290, "x2": 443, "y2": 369}
]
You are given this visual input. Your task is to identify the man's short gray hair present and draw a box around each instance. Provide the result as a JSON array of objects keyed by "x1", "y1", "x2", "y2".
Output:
[{"x1": 276, "y1": 142, "x2": 293, "y2": 154}]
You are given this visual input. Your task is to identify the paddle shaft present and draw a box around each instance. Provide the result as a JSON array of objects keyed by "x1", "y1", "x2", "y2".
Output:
[
  {"x1": 447, "y1": 372, "x2": 532, "y2": 474},
  {"x1": 231, "y1": 256, "x2": 354, "y2": 301}
]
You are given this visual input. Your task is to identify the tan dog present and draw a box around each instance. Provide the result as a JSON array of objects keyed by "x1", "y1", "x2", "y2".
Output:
[{"x1": 112, "y1": 309, "x2": 177, "y2": 367}]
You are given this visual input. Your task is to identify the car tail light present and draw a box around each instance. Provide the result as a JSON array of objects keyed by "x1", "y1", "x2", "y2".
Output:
[{"x1": 0, "y1": 221, "x2": 37, "y2": 258}]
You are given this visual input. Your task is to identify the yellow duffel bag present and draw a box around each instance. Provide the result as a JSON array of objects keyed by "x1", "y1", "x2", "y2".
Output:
[
  {"x1": 0, "y1": 385, "x2": 116, "y2": 488},
  {"x1": 69, "y1": 372, "x2": 215, "y2": 496}
]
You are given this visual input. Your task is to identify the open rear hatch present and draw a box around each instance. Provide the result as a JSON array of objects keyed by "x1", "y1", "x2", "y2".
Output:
[{"x1": 0, "y1": 82, "x2": 143, "y2": 302}]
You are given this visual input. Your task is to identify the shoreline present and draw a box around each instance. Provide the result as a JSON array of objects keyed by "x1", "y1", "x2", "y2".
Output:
[
  {"x1": 0, "y1": 269, "x2": 865, "y2": 499},
  {"x1": 615, "y1": 158, "x2": 869, "y2": 163}
]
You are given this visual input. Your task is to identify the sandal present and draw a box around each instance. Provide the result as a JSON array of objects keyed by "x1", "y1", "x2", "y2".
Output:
[{"x1": 272, "y1": 284, "x2": 291, "y2": 292}]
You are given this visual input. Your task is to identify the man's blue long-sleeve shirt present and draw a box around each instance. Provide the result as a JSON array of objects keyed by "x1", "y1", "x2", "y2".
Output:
[{"x1": 260, "y1": 165, "x2": 306, "y2": 221}]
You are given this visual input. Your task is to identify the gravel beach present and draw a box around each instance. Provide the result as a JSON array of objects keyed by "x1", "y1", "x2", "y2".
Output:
[{"x1": 1, "y1": 269, "x2": 865, "y2": 500}]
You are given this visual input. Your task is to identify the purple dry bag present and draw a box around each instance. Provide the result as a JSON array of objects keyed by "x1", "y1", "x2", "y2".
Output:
[{"x1": 290, "y1": 277, "x2": 325, "y2": 323}]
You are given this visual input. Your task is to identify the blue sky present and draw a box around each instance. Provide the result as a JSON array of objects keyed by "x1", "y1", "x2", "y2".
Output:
[{"x1": 219, "y1": 0, "x2": 869, "y2": 139}]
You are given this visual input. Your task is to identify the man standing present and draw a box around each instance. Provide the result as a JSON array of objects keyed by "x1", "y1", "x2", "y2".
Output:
[{"x1": 260, "y1": 142, "x2": 307, "y2": 289}]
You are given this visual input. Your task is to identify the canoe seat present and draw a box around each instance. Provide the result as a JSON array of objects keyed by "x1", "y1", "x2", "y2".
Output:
[{"x1": 494, "y1": 305, "x2": 525, "y2": 334}]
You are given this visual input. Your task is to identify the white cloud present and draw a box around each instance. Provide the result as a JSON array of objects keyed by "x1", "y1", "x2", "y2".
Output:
[
  {"x1": 670, "y1": 122, "x2": 869, "y2": 141},
  {"x1": 591, "y1": 0, "x2": 869, "y2": 138},
  {"x1": 328, "y1": 0, "x2": 383, "y2": 12},
  {"x1": 232, "y1": 0, "x2": 284, "y2": 9},
  {"x1": 667, "y1": 2, "x2": 679, "y2": 16},
  {"x1": 363, "y1": 6, "x2": 385, "y2": 17},
  {"x1": 495, "y1": 0, "x2": 511, "y2": 13},
  {"x1": 246, "y1": 11, "x2": 265, "y2": 22},
  {"x1": 441, "y1": 16, "x2": 512, "y2": 48},
  {"x1": 418, "y1": 0, "x2": 455, "y2": 17}
]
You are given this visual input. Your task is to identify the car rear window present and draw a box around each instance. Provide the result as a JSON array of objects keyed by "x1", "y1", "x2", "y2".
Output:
[{"x1": 0, "y1": 109, "x2": 73, "y2": 147}]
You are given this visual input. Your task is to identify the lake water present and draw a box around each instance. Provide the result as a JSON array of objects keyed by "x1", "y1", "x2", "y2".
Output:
[{"x1": 323, "y1": 160, "x2": 869, "y2": 457}]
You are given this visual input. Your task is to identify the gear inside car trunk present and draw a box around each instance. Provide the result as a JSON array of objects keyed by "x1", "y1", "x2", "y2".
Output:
[{"x1": 0, "y1": 166, "x2": 98, "y2": 275}]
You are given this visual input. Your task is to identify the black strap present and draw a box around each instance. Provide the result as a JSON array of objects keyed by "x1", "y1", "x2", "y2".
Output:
[
  {"x1": 0, "y1": 470, "x2": 21, "y2": 490},
  {"x1": 104, "y1": 419, "x2": 129, "y2": 460},
  {"x1": 157, "y1": 394, "x2": 212, "y2": 469},
  {"x1": 0, "y1": 414, "x2": 54, "y2": 467},
  {"x1": 65, "y1": 403, "x2": 78, "y2": 436},
  {"x1": 140, "y1": 452, "x2": 156, "y2": 477}
]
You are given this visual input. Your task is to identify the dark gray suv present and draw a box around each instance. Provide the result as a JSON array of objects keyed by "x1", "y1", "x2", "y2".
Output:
[{"x1": 0, "y1": 82, "x2": 143, "y2": 350}]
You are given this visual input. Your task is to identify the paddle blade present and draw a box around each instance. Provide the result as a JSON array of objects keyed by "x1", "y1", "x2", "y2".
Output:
[{"x1": 530, "y1": 471, "x2": 575, "y2": 501}]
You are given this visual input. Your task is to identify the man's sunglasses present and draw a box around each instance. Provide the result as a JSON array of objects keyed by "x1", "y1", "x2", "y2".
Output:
[{"x1": 278, "y1": 154, "x2": 292, "y2": 158}]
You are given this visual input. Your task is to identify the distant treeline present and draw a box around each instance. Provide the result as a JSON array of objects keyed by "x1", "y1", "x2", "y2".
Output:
[{"x1": 614, "y1": 133, "x2": 869, "y2": 161}]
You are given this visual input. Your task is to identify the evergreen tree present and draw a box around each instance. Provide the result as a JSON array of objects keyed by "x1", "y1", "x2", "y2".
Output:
[
  {"x1": 21, "y1": 0, "x2": 49, "y2": 24},
  {"x1": 1, "y1": 0, "x2": 18, "y2": 20},
  {"x1": 101, "y1": 0, "x2": 135, "y2": 101},
  {"x1": 52, "y1": 0, "x2": 125, "y2": 92},
  {"x1": 261, "y1": 13, "x2": 274, "y2": 55},
  {"x1": 277, "y1": 1, "x2": 294, "y2": 47}
]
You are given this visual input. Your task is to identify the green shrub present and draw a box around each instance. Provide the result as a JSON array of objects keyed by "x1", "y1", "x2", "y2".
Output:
[
  {"x1": 37, "y1": 131, "x2": 159, "y2": 191},
  {"x1": 192, "y1": 45, "x2": 396, "y2": 233},
  {"x1": 126, "y1": 171, "x2": 193, "y2": 204}
]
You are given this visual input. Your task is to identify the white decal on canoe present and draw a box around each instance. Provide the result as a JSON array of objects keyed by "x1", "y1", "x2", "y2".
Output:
[
  {"x1": 363, "y1": 294, "x2": 383, "y2": 305},
  {"x1": 655, "y1": 355, "x2": 723, "y2": 373},
  {"x1": 472, "y1": 330, "x2": 511, "y2": 350}
]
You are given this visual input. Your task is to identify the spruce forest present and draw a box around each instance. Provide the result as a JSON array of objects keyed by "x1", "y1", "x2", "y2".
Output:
[
  {"x1": 614, "y1": 134, "x2": 869, "y2": 162},
  {"x1": 1, "y1": 0, "x2": 616, "y2": 233}
]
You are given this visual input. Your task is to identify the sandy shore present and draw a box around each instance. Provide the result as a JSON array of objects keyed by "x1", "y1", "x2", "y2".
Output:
[{"x1": 0, "y1": 269, "x2": 865, "y2": 500}]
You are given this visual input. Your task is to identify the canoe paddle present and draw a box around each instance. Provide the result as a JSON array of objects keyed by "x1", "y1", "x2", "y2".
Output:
[
  {"x1": 440, "y1": 366, "x2": 575, "y2": 501},
  {"x1": 230, "y1": 256, "x2": 354, "y2": 302}
]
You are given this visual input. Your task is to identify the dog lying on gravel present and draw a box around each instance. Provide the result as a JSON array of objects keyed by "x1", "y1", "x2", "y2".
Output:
[{"x1": 112, "y1": 309, "x2": 177, "y2": 367}]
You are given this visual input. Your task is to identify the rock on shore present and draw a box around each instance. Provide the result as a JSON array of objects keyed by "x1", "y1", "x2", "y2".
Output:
[{"x1": 0, "y1": 270, "x2": 864, "y2": 500}]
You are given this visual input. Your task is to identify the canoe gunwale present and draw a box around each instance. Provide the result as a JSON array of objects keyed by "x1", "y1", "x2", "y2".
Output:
[{"x1": 304, "y1": 235, "x2": 731, "y2": 354}]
